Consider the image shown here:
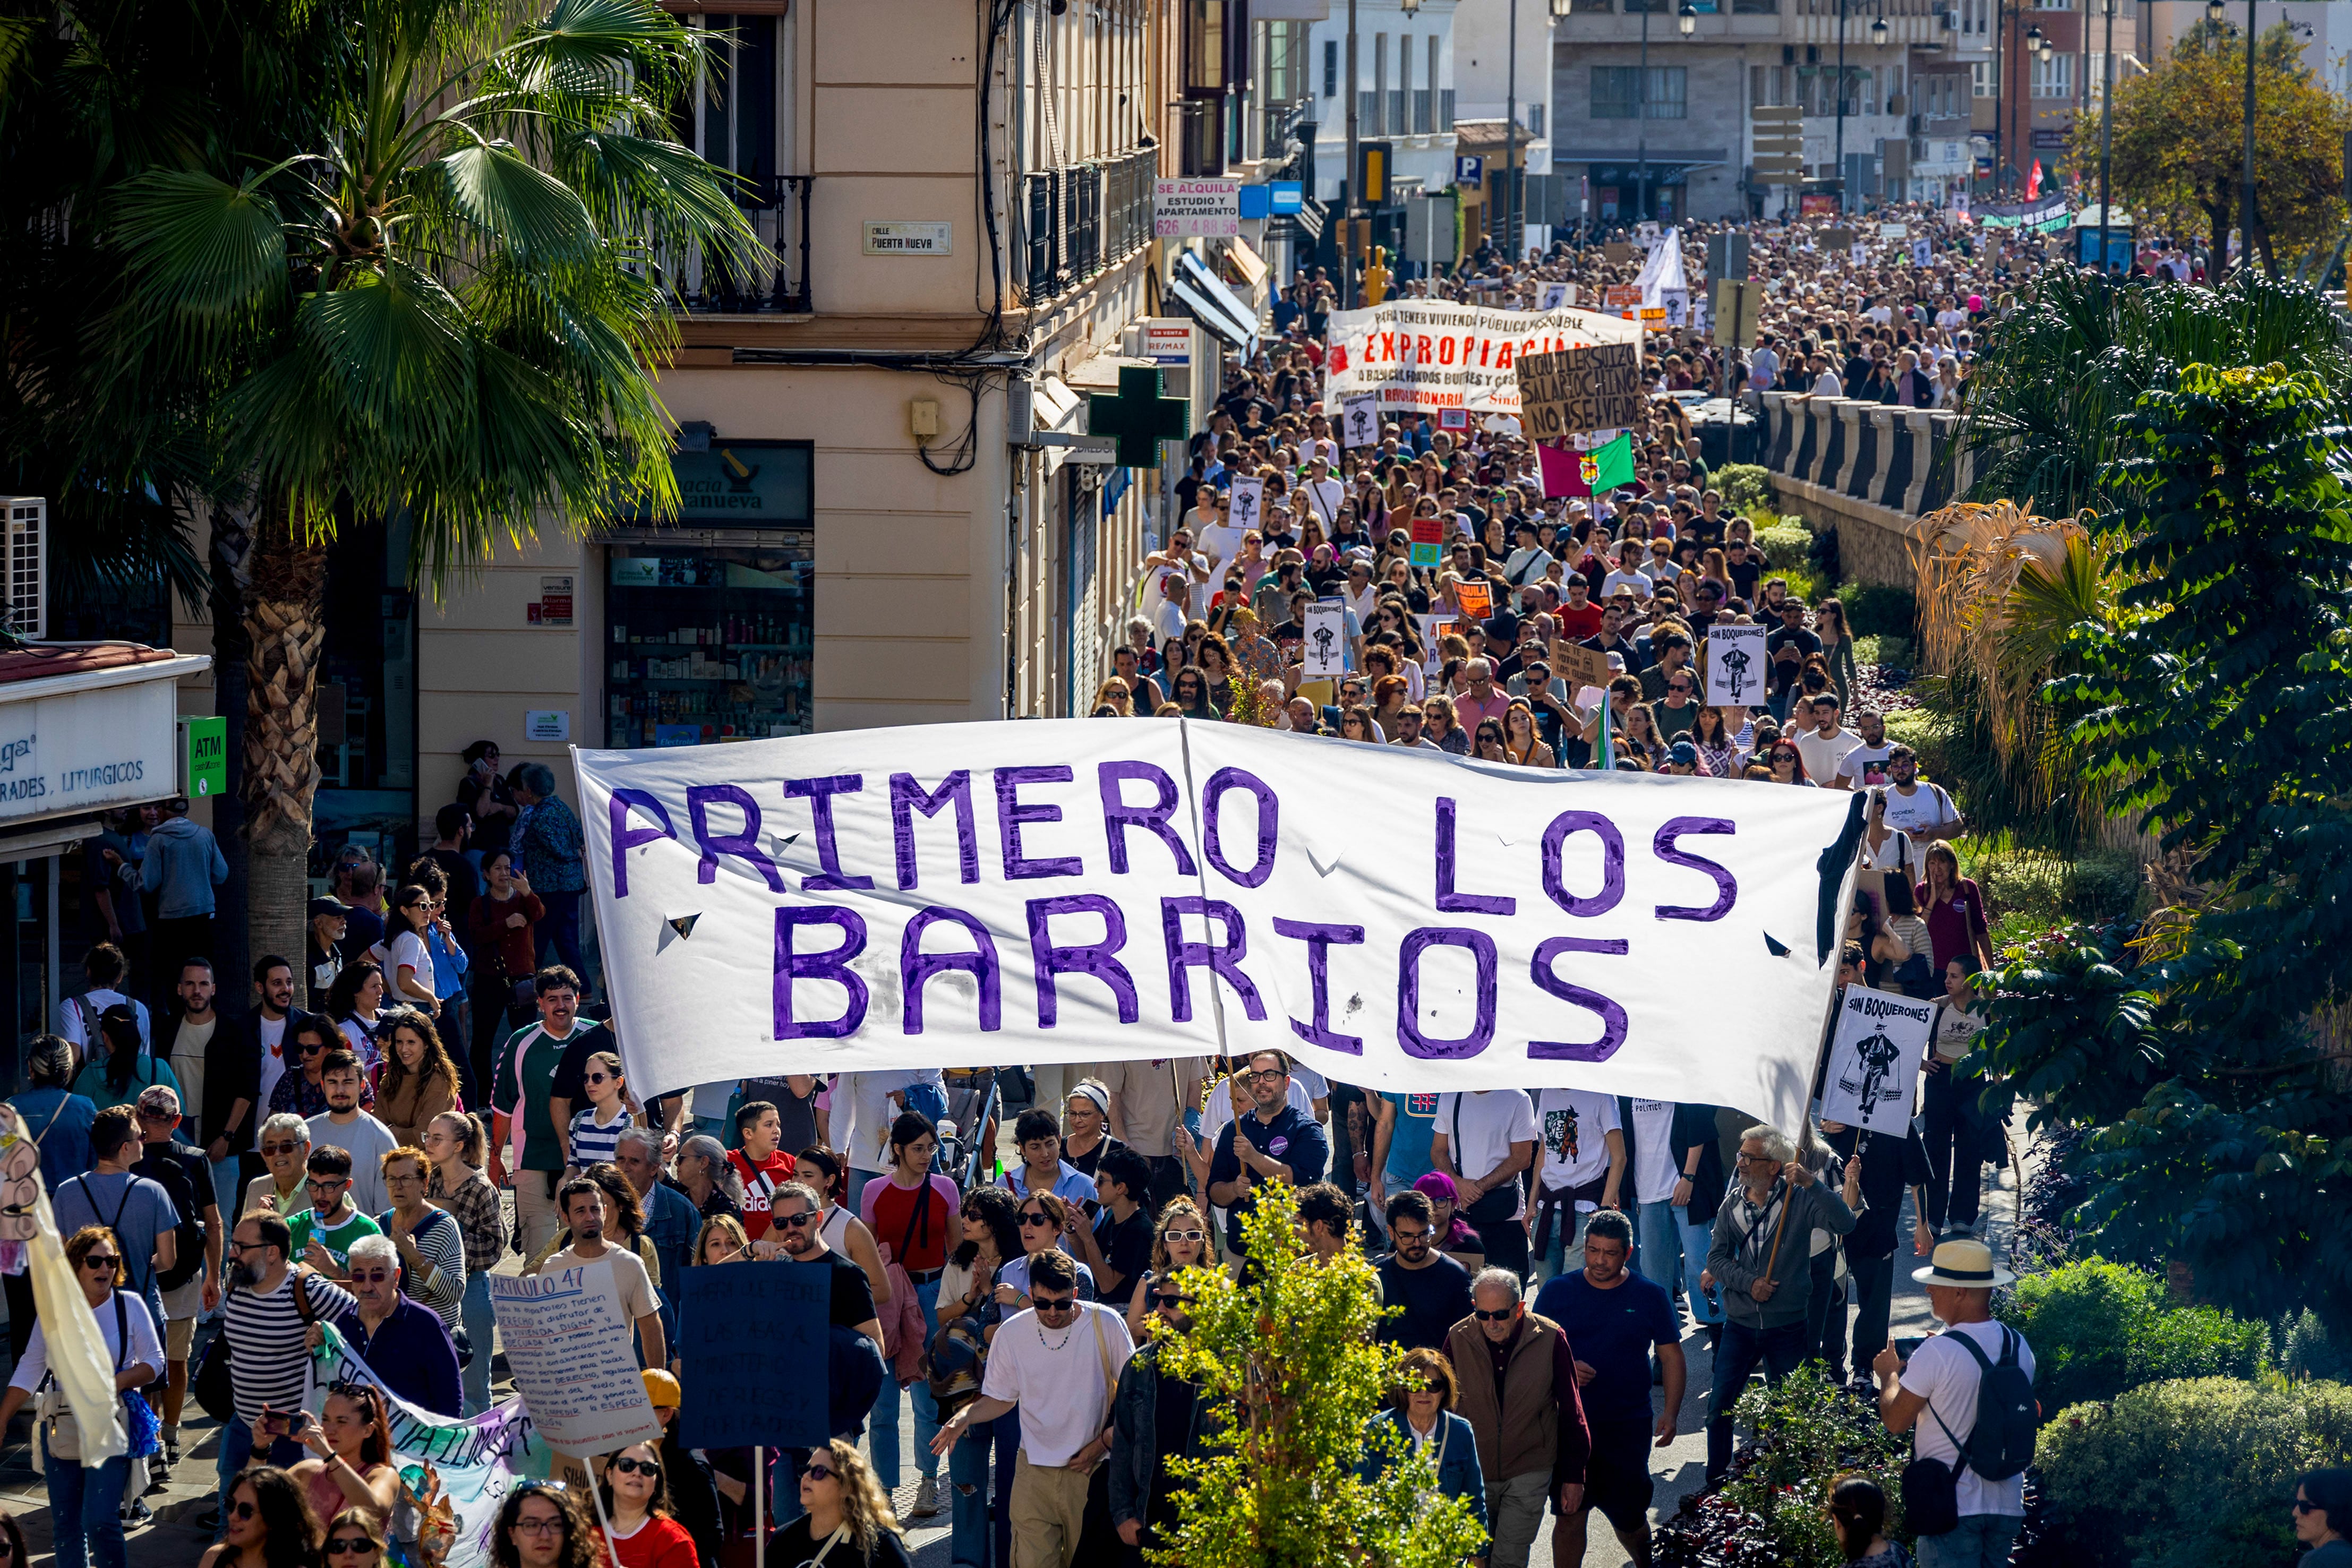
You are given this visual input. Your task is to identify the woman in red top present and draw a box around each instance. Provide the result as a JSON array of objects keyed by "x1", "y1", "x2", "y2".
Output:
[
  {"x1": 1914, "y1": 841, "x2": 1994, "y2": 974},
  {"x1": 467, "y1": 850, "x2": 545, "y2": 995},
  {"x1": 598, "y1": 1442, "x2": 700, "y2": 1568}
]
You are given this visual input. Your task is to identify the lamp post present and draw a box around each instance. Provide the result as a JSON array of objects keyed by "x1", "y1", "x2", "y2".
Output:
[
  {"x1": 2093, "y1": 0, "x2": 2115, "y2": 271},
  {"x1": 1344, "y1": 0, "x2": 1358, "y2": 306},
  {"x1": 1834, "y1": 0, "x2": 1848, "y2": 214},
  {"x1": 1503, "y1": 0, "x2": 1518, "y2": 260}
]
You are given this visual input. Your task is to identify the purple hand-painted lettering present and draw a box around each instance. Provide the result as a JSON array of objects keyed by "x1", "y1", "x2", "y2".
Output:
[
  {"x1": 1271, "y1": 918, "x2": 1365, "y2": 1055},
  {"x1": 890, "y1": 772, "x2": 979, "y2": 889},
  {"x1": 1654, "y1": 818, "x2": 1738, "y2": 921},
  {"x1": 1159, "y1": 897, "x2": 1267, "y2": 1024},
  {"x1": 1396, "y1": 927, "x2": 1499, "y2": 1059},
  {"x1": 609, "y1": 790, "x2": 674, "y2": 898},
  {"x1": 1097, "y1": 761, "x2": 1198, "y2": 877},
  {"x1": 773, "y1": 906, "x2": 870, "y2": 1040},
  {"x1": 995, "y1": 767, "x2": 1084, "y2": 880},
  {"x1": 1529, "y1": 936, "x2": 1631, "y2": 1060},
  {"x1": 1540, "y1": 810, "x2": 1626, "y2": 916},
  {"x1": 1200, "y1": 768, "x2": 1279, "y2": 889},
  {"x1": 686, "y1": 785, "x2": 784, "y2": 892},
  {"x1": 1025, "y1": 895, "x2": 1138, "y2": 1025},
  {"x1": 899, "y1": 906, "x2": 1002, "y2": 1034},
  {"x1": 1434, "y1": 798, "x2": 1517, "y2": 915},
  {"x1": 784, "y1": 774, "x2": 874, "y2": 892}
]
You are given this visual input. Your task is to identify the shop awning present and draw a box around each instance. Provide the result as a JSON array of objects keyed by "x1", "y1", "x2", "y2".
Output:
[
  {"x1": 1031, "y1": 375, "x2": 1082, "y2": 432},
  {"x1": 1172, "y1": 252, "x2": 1259, "y2": 355},
  {"x1": 1224, "y1": 236, "x2": 1268, "y2": 291},
  {"x1": 0, "y1": 643, "x2": 212, "y2": 839}
]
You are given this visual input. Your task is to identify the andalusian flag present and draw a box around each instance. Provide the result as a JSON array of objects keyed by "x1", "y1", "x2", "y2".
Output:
[{"x1": 1582, "y1": 431, "x2": 1636, "y2": 494}]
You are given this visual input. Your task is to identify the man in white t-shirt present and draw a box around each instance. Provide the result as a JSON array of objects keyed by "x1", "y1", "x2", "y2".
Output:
[
  {"x1": 932, "y1": 1247, "x2": 1134, "y2": 1568},
  {"x1": 168, "y1": 958, "x2": 220, "y2": 1147},
  {"x1": 1832, "y1": 709, "x2": 1896, "y2": 791},
  {"x1": 545, "y1": 1176, "x2": 666, "y2": 1368},
  {"x1": 1529, "y1": 1089, "x2": 1624, "y2": 1281},
  {"x1": 1795, "y1": 696, "x2": 1863, "y2": 789},
  {"x1": 1874, "y1": 1237, "x2": 2036, "y2": 1568},
  {"x1": 1297, "y1": 456, "x2": 1345, "y2": 530},
  {"x1": 1879, "y1": 744, "x2": 1966, "y2": 839},
  {"x1": 1429, "y1": 1090, "x2": 1538, "y2": 1279}
]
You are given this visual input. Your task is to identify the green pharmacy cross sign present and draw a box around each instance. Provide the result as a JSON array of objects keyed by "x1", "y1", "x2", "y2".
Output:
[{"x1": 1087, "y1": 366, "x2": 1189, "y2": 468}]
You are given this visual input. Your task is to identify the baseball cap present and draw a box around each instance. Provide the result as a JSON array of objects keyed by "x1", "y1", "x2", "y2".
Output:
[
  {"x1": 308, "y1": 896, "x2": 351, "y2": 921},
  {"x1": 136, "y1": 1084, "x2": 181, "y2": 1118},
  {"x1": 642, "y1": 1369, "x2": 682, "y2": 1408},
  {"x1": 1669, "y1": 741, "x2": 1700, "y2": 766}
]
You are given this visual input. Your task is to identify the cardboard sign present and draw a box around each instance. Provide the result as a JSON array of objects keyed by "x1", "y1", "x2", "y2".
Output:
[
  {"x1": 1603, "y1": 243, "x2": 1636, "y2": 263},
  {"x1": 1547, "y1": 638, "x2": 1614, "y2": 695},
  {"x1": 1603, "y1": 284, "x2": 1643, "y2": 315},
  {"x1": 1342, "y1": 395, "x2": 1381, "y2": 448},
  {"x1": 1455, "y1": 579, "x2": 1494, "y2": 623},
  {"x1": 1818, "y1": 226, "x2": 1856, "y2": 252},
  {"x1": 489, "y1": 1265, "x2": 663, "y2": 1454},
  {"x1": 1409, "y1": 513, "x2": 1446, "y2": 569},
  {"x1": 674, "y1": 1262, "x2": 834, "y2": 1451},
  {"x1": 1229, "y1": 477, "x2": 1265, "y2": 533},
  {"x1": 1515, "y1": 342, "x2": 1645, "y2": 445},
  {"x1": 1704, "y1": 623, "x2": 1769, "y2": 708},
  {"x1": 1302, "y1": 600, "x2": 1350, "y2": 678},
  {"x1": 1819, "y1": 984, "x2": 1936, "y2": 1135}
]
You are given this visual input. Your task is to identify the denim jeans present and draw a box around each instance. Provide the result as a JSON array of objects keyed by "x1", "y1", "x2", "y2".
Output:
[
  {"x1": 460, "y1": 1270, "x2": 497, "y2": 1415},
  {"x1": 869, "y1": 1277, "x2": 943, "y2": 1487},
  {"x1": 1705, "y1": 1319, "x2": 1807, "y2": 1478},
  {"x1": 1636, "y1": 1198, "x2": 1724, "y2": 1326},
  {"x1": 216, "y1": 1412, "x2": 307, "y2": 1523},
  {"x1": 1915, "y1": 1514, "x2": 2025, "y2": 1568},
  {"x1": 45, "y1": 1434, "x2": 131, "y2": 1568},
  {"x1": 950, "y1": 1410, "x2": 1019, "y2": 1568}
]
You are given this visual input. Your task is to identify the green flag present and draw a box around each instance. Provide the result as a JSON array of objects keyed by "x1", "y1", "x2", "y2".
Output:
[{"x1": 1586, "y1": 431, "x2": 1635, "y2": 494}]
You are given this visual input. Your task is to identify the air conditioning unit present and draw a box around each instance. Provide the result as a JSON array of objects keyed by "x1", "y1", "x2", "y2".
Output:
[{"x1": 2, "y1": 497, "x2": 43, "y2": 641}]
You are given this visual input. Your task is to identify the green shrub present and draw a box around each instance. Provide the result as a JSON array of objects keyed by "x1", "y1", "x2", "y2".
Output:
[
  {"x1": 1997, "y1": 1257, "x2": 2269, "y2": 1412},
  {"x1": 1723, "y1": 1364, "x2": 1912, "y2": 1567},
  {"x1": 1752, "y1": 523, "x2": 1815, "y2": 569},
  {"x1": 1838, "y1": 582, "x2": 1919, "y2": 639},
  {"x1": 1970, "y1": 849, "x2": 2144, "y2": 923},
  {"x1": 2280, "y1": 1311, "x2": 2352, "y2": 1384},
  {"x1": 2035, "y1": 1376, "x2": 2352, "y2": 1568},
  {"x1": 1716, "y1": 463, "x2": 1774, "y2": 510}
]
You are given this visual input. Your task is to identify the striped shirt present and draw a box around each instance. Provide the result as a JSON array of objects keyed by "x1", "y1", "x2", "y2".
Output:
[
  {"x1": 380, "y1": 1206, "x2": 468, "y2": 1330},
  {"x1": 223, "y1": 1270, "x2": 357, "y2": 1424},
  {"x1": 568, "y1": 1104, "x2": 635, "y2": 1172}
]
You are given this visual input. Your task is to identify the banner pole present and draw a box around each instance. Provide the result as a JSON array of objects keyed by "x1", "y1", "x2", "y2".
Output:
[
  {"x1": 587, "y1": 1456, "x2": 622, "y2": 1565},
  {"x1": 754, "y1": 1445, "x2": 766, "y2": 1568}
]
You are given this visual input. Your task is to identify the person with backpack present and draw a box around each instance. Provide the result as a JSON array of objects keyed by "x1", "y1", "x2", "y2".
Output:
[
  {"x1": 1872, "y1": 1236, "x2": 2039, "y2": 1568},
  {"x1": 131, "y1": 1085, "x2": 220, "y2": 1474}
]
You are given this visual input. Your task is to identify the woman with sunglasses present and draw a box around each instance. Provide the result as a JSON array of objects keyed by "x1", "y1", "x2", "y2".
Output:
[
  {"x1": 368, "y1": 885, "x2": 441, "y2": 1021},
  {"x1": 1361, "y1": 1350, "x2": 1487, "y2": 1536},
  {"x1": 773, "y1": 1439, "x2": 911, "y2": 1568},
  {"x1": 372, "y1": 1010, "x2": 459, "y2": 1147},
  {"x1": 1766, "y1": 740, "x2": 1816, "y2": 786},
  {"x1": 198, "y1": 1466, "x2": 318, "y2": 1568},
  {"x1": 1339, "y1": 707, "x2": 1381, "y2": 744},
  {"x1": 597, "y1": 1441, "x2": 699, "y2": 1568},
  {"x1": 1419, "y1": 697, "x2": 1471, "y2": 756},
  {"x1": 1471, "y1": 717, "x2": 1510, "y2": 763},
  {"x1": 987, "y1": 1192, "x2": 1099, "y2": 1315},
  {"x1": 326, "y1": 961, "x2": 389, "y2": 1075},
  {"x1": 0, "y1": 1226, "x2": 161, "y2": 1568},
  {"x1": 1123, "y1": 1197, "x2": 1213, "y2": 1338},
  {"x1": 286, "y1": 1380, "x2": 400, "y2": 1532},
  {"x1": 2296, "y1": 1468, "x2": 2352, "y2": 1567},
  {"x1": 267, "y1": 1017, "x2": 357, "y2": 1118},
  {"x1": 320, "y1": 1507, "x2": 387, "y2": 1568},
  {"x1": 492, "y1": 1483, "x2": 602, "y2": 1568}
]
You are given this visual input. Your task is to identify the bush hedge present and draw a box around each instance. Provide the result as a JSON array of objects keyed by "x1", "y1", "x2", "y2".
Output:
[
  {"x1": 1968, "y1": 848, "x2": 2144, "y2": 924},
  {"x1": 1716, "y1": 463, "x2": 1774, "y2": 511},
  {"x1": 1996, "y1": 1257, "x2": 2269, "y2": 1413},
  {"x1": 1752, "y1": 522, "x2": 1815, "y2": 570},
  {"x1": 2032, "y1": 1376, "x2": 2352, "y2": 1568},
  {"x1": 1839, "y1": 582, "x2": 1919, "y2": 639}
]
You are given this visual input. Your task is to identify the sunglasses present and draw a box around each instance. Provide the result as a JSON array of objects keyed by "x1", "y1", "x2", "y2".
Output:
[
  {"x1": 300, "y1": 1041, "x2": 329, "y2": 1055},
  {"x1": 81, "y1": 1254, "x2": 119, "y2": 1269},
  {"x1": 1772, "y1": 752, "x2": 1799, "y2": 762},
  {"x1": 261, "y1": 1141, "x2": 302, "y2": 1156},
  {"x1": 1032, "y1": 1296, "x2": 1078, "y2": 1313},
  {"x1": 803, "y1": 1464, "x2": 838, "y2": 1483},
  {"x1": 1473, "y1": 1307, "x2": 1516, "y2": 1322},
  {"x1": 1162, "y1": 1229, "x2": 1206, "y2": 1244},
  {"x1": 584, "y1": 1073, "x2": 615, "y2": 1085},
  {"x1": 773, "y1": 1211, "x2": 816, "y2": 1229},
  {"x1": 609, "y1": 1456, "x2": 660, "y2": 1477},
  {"x1": 230, "y1": 1502, "x2": 259, "y2": 1521},
  {"x1": 1151, "y1": 1291, "x2": 1193, "y2": 1308},
  {"x1": 1019, "y1": 1212, "x2": 1057, "y2": 1227},
  {"x1": 327, "y1": 1540, "x2": 377, "y2": 1557},
  {"x1": 349, "y1": 1270, "x2": 392, "y2": 1285}
]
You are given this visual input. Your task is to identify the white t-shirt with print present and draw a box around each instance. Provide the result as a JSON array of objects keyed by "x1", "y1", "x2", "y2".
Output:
[
  {"x1": 1629, "y1": 1099, "x2": 1681, "y2": 1205},
  {"x1": 1881, "y1": 781, "x2": 1960, "y2": 835},
  {"x1": 1901, "y1": 1320, "x2": 2037, "y2": 1518},
  {"x1": 1534, "y1": 1089, "x2": 1620, "y2": 1197}
]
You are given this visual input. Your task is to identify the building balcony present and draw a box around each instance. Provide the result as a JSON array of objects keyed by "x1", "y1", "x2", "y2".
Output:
[{"x1": 672, "y1": 175, "x2": 813, "y2": 316}]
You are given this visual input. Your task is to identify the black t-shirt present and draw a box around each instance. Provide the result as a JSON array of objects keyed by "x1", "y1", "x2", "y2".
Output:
[
  {"x1": 1726, "y1": 557, "x2": 1763, "y2": 601},
  {"x1": 767, "y1": 1515, "x2": 913, "y2": 1568},
  {"x1": 1064, "y1": 1134, "x2": 1123, "y2": 1180},
  {"x1": 792, "y1": 1250, "x2": 878, "y2": 1329},
  {"x1": 1148, "y1": 1365, "x2": 1198, "y2": 1537},
  {"x1": 1375, "y1": 1253, "x2": 1475, "y2": 1351},
  {"x1": 1092, "y1": 1205, "x2": 1154, "y2": 1309}
]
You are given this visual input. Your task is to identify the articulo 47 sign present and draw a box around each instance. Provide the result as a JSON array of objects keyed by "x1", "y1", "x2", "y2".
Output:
[{"x1": 578, "y1": 721, "x2": 1861, "y2": 1128}]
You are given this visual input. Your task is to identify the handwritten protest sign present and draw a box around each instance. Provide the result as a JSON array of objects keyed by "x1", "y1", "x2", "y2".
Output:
[
  {"x1": 1819, "y1": 984, "x2": 1935, "y2": 1135},
  {"x1": 1302, "y1": 601, "x2": 1349, "y2": 678},
  {"x1": 1454, "y1": 579, "x2": 1494, "y2": 624},
  {"x1": 1409, "y1": 513, "x2": 1445, "y2": 568},
  {"x1": 489, "y1": 1265, "x2": 663, "y2": 1453},
  {"x1": 1547, "y1": 639, "x2": 1614, "y2": 695},
  {"x1": 1704, "y1": 623, "x2": 1769, "y2": 708},
  {"x1": 1516, "y1": 344, "x2": 1644, "y2": 444},
  {"x1": 674, "y1": 1263, "x2": 833, "y2": 1450}
]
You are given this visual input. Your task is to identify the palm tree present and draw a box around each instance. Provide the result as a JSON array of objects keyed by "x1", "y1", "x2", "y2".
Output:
[
  {"x1": 91, "y1": 0, "x2": 762, "y2": 970},
  {"x1": 1957, "y1": 267, "x2": 2352, "y2": 517}
]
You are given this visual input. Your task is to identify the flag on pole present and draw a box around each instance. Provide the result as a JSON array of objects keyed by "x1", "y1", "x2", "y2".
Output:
[
  {"x1": 2024, "y1": 159, "x2": 2043, "y2": 200},
  {"x1": 1583, "y1": 431, "x2": 1636, "y2": 493}
]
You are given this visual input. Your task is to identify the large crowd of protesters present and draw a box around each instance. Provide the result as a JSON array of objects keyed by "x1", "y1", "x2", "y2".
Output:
[{"x1": 7, "y1": 211, "x2": 2349, "y2": 1568}]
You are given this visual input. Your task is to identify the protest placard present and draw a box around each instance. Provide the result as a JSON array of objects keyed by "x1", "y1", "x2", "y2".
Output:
[
  {"x1": 1302, "y1": 600, "x2": 1349, "y2": 678},
  {"x1": 1548, "y1": 639, "x2": 1614, "y2": 695},
  {"x1": 1818, "y1": 226, "x2": 1855, "y2": 252},
  {"x1": 1454, "y1": 578, "x2": 1494, "y2": 623},
  {"x1": 1341, "y1": 395, "x2": 1381, "y2": 447},
  {"x1": 489, "y1": 1265, "x2": 663, "y2": 1454},
  {"x1": 1603, "y1": 284, "x2": 1643, "y2": 315},
  {"x1": 1228, "y1": 477, "x2": 1265, "y2": 533},
  {"x1": 1537, "y1": 281, "x2": 1575, "y2": 310},
  {"x1": 673, "y1": 1262, "x2": 833, "y2": 1451},
  {"x1": 1704, "y1": 623, "x2": 1769, "y2": 708},
  {"x1": 1818, "y1": 984, "x2": 1936, "y2": 1134},
  {"x1": 1409, "y1": 513, "x2": 1445, "y2": 568},
  {"x1": 1515, "y1": 343, "x2": 1644, "y2": 445}
]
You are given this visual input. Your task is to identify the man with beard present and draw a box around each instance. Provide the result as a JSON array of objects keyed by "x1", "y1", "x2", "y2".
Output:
[
  {"x1": 304, "y1": 1050, "x2": 397, "y2": 1217},
  {"x1": 331, "y1": 1232, "x2": 462, "y2": 1417},
  {"x1": 212, "y1": 1212, "x2": 357, "y2": 1528},
  {"x1": 544, "y1": 1177, "x2": 666, "y2": 1368},
  {"x1": 1375, "y1": 1190, "x2": 1475, "y2": 1350}
]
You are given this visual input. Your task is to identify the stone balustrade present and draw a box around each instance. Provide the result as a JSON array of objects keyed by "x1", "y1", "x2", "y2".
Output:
[{"x1": 1752, "y1": 392, "x2": 1978, "y2": 586}]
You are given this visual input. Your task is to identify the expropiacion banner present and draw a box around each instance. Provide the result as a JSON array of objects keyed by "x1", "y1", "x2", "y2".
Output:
[
  {"x1": 577, "y1": 721, "x2": 1861, "y2": 1129},
  {"x1": 1323, "y1": 300, "x2": 1644, "y2": 416}
]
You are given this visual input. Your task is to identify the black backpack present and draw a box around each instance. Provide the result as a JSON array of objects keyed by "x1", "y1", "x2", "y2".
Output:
[
  {"x1": 135, "y1": 1154, "x2": 209, "y2": 1293},
  {"x1": 1902, "y1": 1325, "x2": 2037, "y2": 1536}
]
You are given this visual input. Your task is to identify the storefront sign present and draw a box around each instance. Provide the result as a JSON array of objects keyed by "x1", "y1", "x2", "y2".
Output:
[
  {"x1": 668, "y1": 441, "x2": 815, "y2": 528},
  {"x1": 577, "y1": 719, "x2": 1860, "y2": 1131},
  {"x1": 862, "y1": 220, "x2": 953, "y2": 255},
  {"x1": 1154, "y1": 179, "x2": 1242, "y2": 238},
  {"x1": 1324, "y1": 299, "x2": 1642, "y2": 417},
  {"x1": 181, "y1": 717, "x2": 227, "y2": 800},
  {"x1": 0, "y1": 671, "x2": 182, "y2": 826}
]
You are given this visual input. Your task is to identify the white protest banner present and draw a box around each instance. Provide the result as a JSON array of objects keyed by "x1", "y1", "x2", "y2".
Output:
[
  {"x1": 1341, "y1": 394, "x2": 1381, "y2": 447},
  {"x1": 1324, "y1": 299, "x2": 1641, "y2": 418},
  {"x1": 1302, "y1": 601, "x2": 1349, "y2": 678},
  {"x1": 576, "y1": 719, "x2": 1861, "y2": 1129},
  {"x1": 1818, "y1": 984, "x2": 1936, "y2": 1134},
  {"x1": 489, "y1": 1265, "x2": 663, "y2": 1454},
  {"x1": 1228, "y1": 477, "x2": 1265, "y2": 534},
  {"x1": 1154, "y1": 179, "x2": 1241, "y2": 238},
  {"x1": 1705, "y1": 623, "x2": 1770, "y2": 708},
  {"x1": 311, "y1": 1324, "x2": 544, "y2": 1568},
  {"x1": 1635, "y1": 228, "x2": 1686, "y2": 309}
]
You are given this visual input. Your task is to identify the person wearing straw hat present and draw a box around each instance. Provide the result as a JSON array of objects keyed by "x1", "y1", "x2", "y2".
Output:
[
  {"x1": 1871, "y1": 1237, "x2": 2038, "y2": 1568},
  {"x1": 1700, "y1": 1123, "x2": 1860, "y2": 1484}
]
